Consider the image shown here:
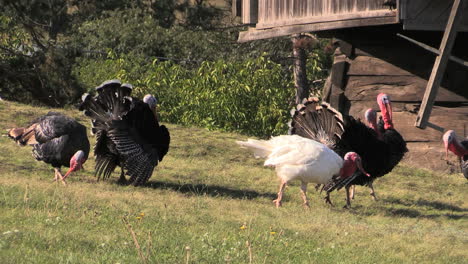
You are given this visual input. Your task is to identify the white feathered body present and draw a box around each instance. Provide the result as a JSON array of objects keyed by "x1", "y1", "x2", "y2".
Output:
[{"x1": 237, "y1": 135, "x2": 343, "y2": 184}]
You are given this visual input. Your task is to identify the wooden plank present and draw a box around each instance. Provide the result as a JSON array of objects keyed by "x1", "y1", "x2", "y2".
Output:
[
  {"x1": 331, "y1": 57, "x2": 347, "y2": 89},
  {"x1": 255, "y1": 9, "x2": 396, "y2": 29},
  {"x1": 257, "y1": 0, "x2": 390, "y2": 24},
  {"x1": 322, "y1": 75, "x2": 332, "y2": 102},
  {"x1": 242, "y1": 0, "x2": 259, "y2": 24},
  {"x1": 392, "y1": 111, "x2": 466, "y2": 142},
  {"x1": 345, "y1": 76, "x2": 468, "y2": 102},
  {"x1": 329, "y1": 89, "x2": 345, "y2": 112},
  {"x1": 347, "y1": 56, "x2": 414, "y2": 76},
  {"x1": 348, "y1": 101, "x2": 419, "y2": 117},
  {"x1": 232, "y1": 0, "x2": 242, "y2": 17},
  {"x1": 335, "y1": 38, "x2": 353, "y2": 57},
  {"x1": 402, "y1": 0, "x2": 468, "y2": 32},
  {"x1": 415, "y1": 0, "x2": 465, "y2": 128},
  {"x1": 238, "y1": 16, "x2": 398, "y2": 42},
  {"x1": 346, "y1": 53, "x2": 435, "y2": 78},
  {"x1": 348, "y1": 105, "x2": 468, "y2": 142}
]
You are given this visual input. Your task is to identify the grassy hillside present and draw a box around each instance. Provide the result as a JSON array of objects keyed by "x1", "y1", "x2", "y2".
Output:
[{"x1": 0, "y1": 101, "x2": 466, "y2": 264}]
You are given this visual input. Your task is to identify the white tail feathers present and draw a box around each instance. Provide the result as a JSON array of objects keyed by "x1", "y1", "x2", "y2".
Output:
[{"x1": 236, "y1": 139, "x2": 273, "y2": 159}]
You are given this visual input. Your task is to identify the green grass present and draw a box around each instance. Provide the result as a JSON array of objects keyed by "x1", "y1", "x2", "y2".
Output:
[{"x1": 0, "y1": 101, "x2": 466, "y2": 264}]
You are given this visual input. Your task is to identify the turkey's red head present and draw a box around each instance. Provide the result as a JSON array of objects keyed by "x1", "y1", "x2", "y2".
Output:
[
  {"x1": 63, "y1": 150, "x2": 87, "y2": 179},
  {"x1": 365, "y1": 108, "x2": 382, "y2": 139},
  {"x1": 377, "y1": 93, "x2": 393, "y2": 130},
  {"x1": 443, "y1": 130, "x2": 468, "y2": 159},
  {"x1": 340, "y1": 152, "x2": 371, "y2": 179}
]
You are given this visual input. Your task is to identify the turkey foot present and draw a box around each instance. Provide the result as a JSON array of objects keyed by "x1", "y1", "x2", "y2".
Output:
[{"x1": 53, "y1": 168, "x2": 67, "y2": 185}]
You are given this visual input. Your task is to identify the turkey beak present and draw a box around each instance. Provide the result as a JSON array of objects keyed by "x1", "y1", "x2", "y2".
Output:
[{"x1": 356, "y1": 158, "x2": 370, "y2": 177}]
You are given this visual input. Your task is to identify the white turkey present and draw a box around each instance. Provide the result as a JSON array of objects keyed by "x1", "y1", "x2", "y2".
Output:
[{"x1": 237, "y1": 135, "x2": 369, "y2": 207}]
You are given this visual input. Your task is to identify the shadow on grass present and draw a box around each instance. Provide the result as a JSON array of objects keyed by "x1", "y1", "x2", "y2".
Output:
[
  {"x1": 143, "y1": 180, "x2": 277, "y2": 200},
  {"x1": 385, "y1": 208, "x2": 466, "y2": 220},
  {"x1": 350, "y1": 196, "x2": 468, "y2": 220},
  {"x1": 383, "y1": 197, "x2": 468, "y2": 212}
]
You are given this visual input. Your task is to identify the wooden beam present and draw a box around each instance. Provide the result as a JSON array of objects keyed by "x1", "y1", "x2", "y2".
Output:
[
  {"x1": 415, "y1": 0, "x2": 465, "y2": 129},
  {"x1": 238, "y1": 16, "x2": 398, "y2": 42},
  {"x1": 255, "y1": 10, "x2": 397, "y2": 29},
  {"x1": 397, "y1": 33, "x2": 468, "y2": 68}
]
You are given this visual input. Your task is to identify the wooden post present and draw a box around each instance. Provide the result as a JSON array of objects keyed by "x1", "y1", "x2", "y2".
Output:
[
  {"x1": 328, "y1": 55, "x2": 347, "y2": 112},
  {"x1": 292, "y1": 34, "x2": 309, "y2": 104},
  {"x1": 415, "y1": 0, "x2": 465, "y2": 128},
  {"x1": 232, "y1": 0, "x2": 242, "y2": 17},
  {"x1": 242, "y1": 0, "x2": 258, "y2": 24}
]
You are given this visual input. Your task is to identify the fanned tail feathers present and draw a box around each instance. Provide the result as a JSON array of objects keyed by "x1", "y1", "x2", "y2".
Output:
[
  {"x1": 79, "y1": 80, "x2": 133, "y2": 130},
  {"x1": 79, "y1": 80, "x2": 135, "y2": 182},
  {"x1": 289, "y1": 97, "x2": 344, "y2": 148}
]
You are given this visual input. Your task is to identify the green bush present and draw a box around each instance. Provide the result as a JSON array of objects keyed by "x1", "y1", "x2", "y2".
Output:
[{"x1": 74, "y1": 53, "x2": 294, "y2": 137}]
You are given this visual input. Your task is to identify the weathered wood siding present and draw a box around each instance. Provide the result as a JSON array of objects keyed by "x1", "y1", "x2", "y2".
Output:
[
  {"x1": 256, "y1": 0, "x2": 394, "y2": 29},
  {"x1": 401, "y1": 0, "x2": 468, "y2": 31},
  {"x1": 321, "y1": 26, "x2": 468, "y2": 172}
]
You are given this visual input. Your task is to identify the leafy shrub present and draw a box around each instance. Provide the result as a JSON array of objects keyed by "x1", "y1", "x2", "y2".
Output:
[{"x1": 75, "y1": 53, "x2": 295, "y2": 137}]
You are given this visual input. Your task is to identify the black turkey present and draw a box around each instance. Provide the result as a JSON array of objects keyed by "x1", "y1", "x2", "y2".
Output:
[
  {"x1": 7, "y1": 112, "x2": 90, "y2": 184},
  {"x1": 289, "y1": 93, "x2": 407, "y2": 207},
  {"x1": 79, "y1": 80, "x2": 170, "y2": 186}
]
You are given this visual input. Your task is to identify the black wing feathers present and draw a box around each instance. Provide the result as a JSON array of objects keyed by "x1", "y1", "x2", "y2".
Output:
[{"x1": 80, "y1": 80, "x2": 170, "y2": 186}]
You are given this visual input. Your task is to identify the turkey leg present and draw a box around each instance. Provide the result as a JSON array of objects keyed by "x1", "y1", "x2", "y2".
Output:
[
  {"x1": 300, "y1": 182, "x2": 310, "y2": 208},
  {"x1": 368, "y1": 181, "x2": 378, "y2": 201},
  {"x1": 344, "y1": 185, "x2": 352, "y2": 208},
  {"x1": 273, "y1": 181, "x2": 287, "y2": 208},
  {"x1": 53, "y1": 168, "x2": 67, "y2": 185}
]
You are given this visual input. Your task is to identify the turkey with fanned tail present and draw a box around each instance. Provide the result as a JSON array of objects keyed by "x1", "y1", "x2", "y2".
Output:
[
  {"x1": 7, "y1": 112, "x2": 90, "y2": 184},
  {"x1": 79, "y1": 80, "x2": 170, "y2": 186},
  {"x1": 289, "y1": 95, "x2": 406, "y2": 207}
]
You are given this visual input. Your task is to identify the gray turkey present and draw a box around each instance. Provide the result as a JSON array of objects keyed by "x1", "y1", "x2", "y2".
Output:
[
  {"x1": 289, "y1": 94, "x2": 406, "y2": 207},
  {"x1": 79, "y1": 80, "x2": 170, "y2": 186},
  {"x1": 7, "y1": 112, "x2": 90, "y2": 184},
  {"x1": 443, "y1": 130, "x2": 468, "y2": 180}
]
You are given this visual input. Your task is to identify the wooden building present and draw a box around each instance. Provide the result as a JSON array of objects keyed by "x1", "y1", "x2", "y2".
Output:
[{"x1": 235, "y1": 0, "x2": 468, "y2": 173}]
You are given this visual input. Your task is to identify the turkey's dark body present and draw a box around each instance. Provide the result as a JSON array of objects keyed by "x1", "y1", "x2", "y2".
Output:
[
  {"x1": 10, "y1": 112, "x2": 90, "y2": 169},
  {"x1": 80, "y1": 80, "x2": 170, "y2": 186}
]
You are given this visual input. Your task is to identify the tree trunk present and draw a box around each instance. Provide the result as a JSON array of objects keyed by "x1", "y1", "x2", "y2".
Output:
[{"x1": 292, "y1": 34, "x2": 309, "y2": 104}]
